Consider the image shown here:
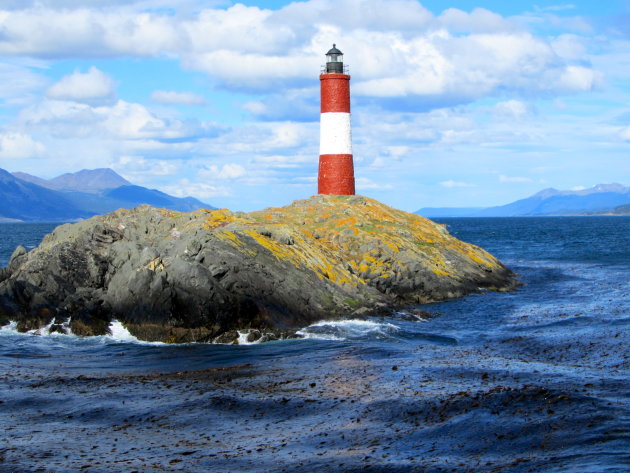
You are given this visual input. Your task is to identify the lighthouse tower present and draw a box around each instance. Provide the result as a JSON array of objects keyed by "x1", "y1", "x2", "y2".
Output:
[{"x1": 318, "y1": 44, "x2": 355, "y2": 195}]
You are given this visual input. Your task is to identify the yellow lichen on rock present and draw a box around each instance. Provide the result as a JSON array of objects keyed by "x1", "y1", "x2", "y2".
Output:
[
  {"x1": 145, "y1": 258, "x2": 165, "y2": 272},
  {"x1": 118, "y1": 194, "x2": 509, "y2": 301},
  {"x1": 203, "y1": 209, "x2": 238, "y2": 230},
  {"x1": 225, "y1": 194, "x2": 507, "y2": 294}
]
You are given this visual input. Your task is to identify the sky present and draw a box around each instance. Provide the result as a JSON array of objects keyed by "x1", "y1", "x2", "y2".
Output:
[{"x1": 0, "y1": 0, "x2": 629, "y2": 211}]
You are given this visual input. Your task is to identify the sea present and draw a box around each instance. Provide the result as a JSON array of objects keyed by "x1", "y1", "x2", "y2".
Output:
[{"x1": 0, "y1": 217, "x2": 628, "y2": 473}]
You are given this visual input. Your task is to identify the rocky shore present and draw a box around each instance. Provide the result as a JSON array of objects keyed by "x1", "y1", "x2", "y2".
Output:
[{"x1": 0, "y1": 195, "x2": 517, "y2": 342}]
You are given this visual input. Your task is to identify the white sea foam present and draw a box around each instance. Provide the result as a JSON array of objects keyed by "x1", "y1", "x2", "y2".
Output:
[
  {"x1": 0, "y1": 318, "x2": 159, "y2": 345},
  {"x1": 28, "y1": 318, "x2": 55, "y2": 336},
  {"x1": 25, "y1": 317, "x2": 74, "y2": 337},
  {"x1": 1, "y1": 318, "x2": 76, "y2": 338},
  {"x1": 0, "y1": 320, "x2": 18, "y2": 333},
  {"x1": 236, "y1": 330, "x2": 262, "y2": 345},
  {"x1": 394, "y1": 310, "x2": 429, "y2": 322},
  {"x1": 107, "y1": 319, "x2": 140, "y2": 342},
  {"x1": 56, "y1": 317, "x2": 73, "y2": 336},
  {"x1": 296, "y1": 319, "x2": 400, "y2": 341},
  {"x1": 102, "y1": 320, "x2": 167, "y2": 345},
  {"x1": 213, "y1": 329, "x2": 273, "y2": 345}
]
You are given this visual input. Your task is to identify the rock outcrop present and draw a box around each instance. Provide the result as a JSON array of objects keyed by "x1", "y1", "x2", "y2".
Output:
[{"x1": 0, "y1": 195, "x2": 517, "y2": 342}]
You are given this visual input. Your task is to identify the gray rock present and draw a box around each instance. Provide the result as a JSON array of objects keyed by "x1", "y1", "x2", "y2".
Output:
[{"x1": 0, "y1": 196, "x2": 517, "y2": 341}]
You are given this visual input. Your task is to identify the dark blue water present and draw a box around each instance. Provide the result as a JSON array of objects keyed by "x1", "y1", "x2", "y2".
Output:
[
  {"x1": 1, "y1": 218, "x2": 628, "y2": 473},
  {"x1": 0, "y1": 222, "x2": 59, "y2": 266}
]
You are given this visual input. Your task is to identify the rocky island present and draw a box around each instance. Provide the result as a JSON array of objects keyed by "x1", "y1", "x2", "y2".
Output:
[{"x1": 0, "y1": 195, "x2": 517, "y2": 342}]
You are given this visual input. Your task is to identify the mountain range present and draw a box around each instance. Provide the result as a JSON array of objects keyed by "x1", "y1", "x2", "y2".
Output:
[
  {"x1": 3, "y1": 168, "x2": 627, "y2": 222},
  {"x1": 417, "y1": 184, "x2": 630, "y2": 217},
  {"x1": 0, "y1": 168, "x2": 214, "y2": 222}
]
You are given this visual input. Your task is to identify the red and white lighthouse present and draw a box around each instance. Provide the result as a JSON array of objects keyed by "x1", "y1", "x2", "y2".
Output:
[{"x1": 318, "y1": 44, "x2": 355, "y2": 195}]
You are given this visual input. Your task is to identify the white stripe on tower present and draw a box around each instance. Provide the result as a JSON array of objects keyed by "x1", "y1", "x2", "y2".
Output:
[{"x1": 320, "y1": 113, "x2": 353, "y2": 155}]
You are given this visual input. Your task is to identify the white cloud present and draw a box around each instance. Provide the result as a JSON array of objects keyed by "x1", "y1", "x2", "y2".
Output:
[
  {"x1": 274, "y1": 0, "x2": 432, "y2": 35},
  {"x1": 551, "y1": 34, "x2": 586, "y2": 60},
  {"x1": 242, "y1": 101, "x2": 267, "y2": 115},
  {"x1": 252, "y1": 154, "x2": 314, "y2": 169},
  {"x1": 113, "y1": 155, "x2": 179, "y2": 180},
  {"x1": 47, "y1": 67, "x2": 115, "y2": 104},
  {"x1": 351, "y1": 32, "x2": 452, "y2": 98},
  {"x1": 0, "y1": 1, "x2": 157, "y2": 8},
  {"x1": 0, "y1": 62, "x2": 47, "y2": 104},
  {"x1": 0, "y1": 131, "x2": 45, "y2": 159},
  {"x1": 439, "y1": 129, "x2": 478, "y2": 144},
  {"x1": 369, "y1": 157, "x2": 387, "y2": 168},
  {"x1": 619, "y1": 126, "x2": 630, "y2": 141},
  {"x1": 369, "y1": 146, "x2": 409, "y2": 168},
  {"x1": 18, "y1": 98, "x2": 221, "y2": 141},
  {"x1": 269, "y1": 122, "x2": 309, "y2": 148},
  {"x1": 183, "y1": 51, "x2": 317, "y2": 90},
  {"x1": 499, "y1": 175, "x2": 533, "y2": 183},
  {"x1": 183, "y1": 4, "x2": 288, "y2": 55},
  {"x1": 556, "y1": 65, "x2": 602, "y2": 92},
  {"x1": 533, "y1": 4, "x2": 577, "y2": 13},
  {"x1": 151, "y1": 90, "x2": 207, "y2": 106},
  {"x1": 440, "y1": 180, "x2": 474, "y2": 188},
  {"x1": 161, "y1": 178, "x2": 232, "y2": 200},
  {"x1": 0, "y1": 8, "x2": 182, "y2": 57},
  {"x1": 0, "y1": 2, "x2": 602, "y2": 103},
  {"x1": 385, "y1": 146, "x2": 409, "y2": 159},
  {"x1": 198, "y1": 163, "x2": 246, "y2": 180},
  {"x1": 350, "y1": 29, "x2": 600, "y2": 102},
  {"x1": 439, "y1": 8, "x2": 516, "y2": 33},
  {"x1": 493, "y1": 100, "x2": 532, "y2": 120},
  {"x1": 356, "y1": 177, "x2": 393, "y2": 190}
]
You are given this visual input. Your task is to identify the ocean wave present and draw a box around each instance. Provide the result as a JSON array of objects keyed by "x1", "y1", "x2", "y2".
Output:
[
  {"x1": 0, "y1": 320, "x2": 18, "y2": 333},
  {"x1": 0, "y1": 319, "x2": 165, "y2": 346},
  {"x1": 1, "y1": 318, "x2": 76, "y2": 338},
  {"x1": 296, "y1": 318, "x2": 400, "y2": 341}
]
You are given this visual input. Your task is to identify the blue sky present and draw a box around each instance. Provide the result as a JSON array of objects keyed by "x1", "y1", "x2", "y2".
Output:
[{"x1": 0, "y1": 0, "x2": 628, "y2": 211}]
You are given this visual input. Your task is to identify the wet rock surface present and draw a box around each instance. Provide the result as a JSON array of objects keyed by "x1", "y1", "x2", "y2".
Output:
[{"x1": 0, "y1": 195, "x2": 516, "y2": 341}]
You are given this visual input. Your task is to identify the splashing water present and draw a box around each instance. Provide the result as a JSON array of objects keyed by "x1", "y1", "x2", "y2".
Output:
[
  {"x1": 0, "y1": 321, "x2": 18, "y2": 333},
  {"x1": 107, "y1": 319, "x2": 140, "y2": 342},
  {"x1": 297, "y1": 319, "x2": 400, "y2": 341},
  {"x1": 27, "y1": 318, "x2": 55, "y2": 336}
]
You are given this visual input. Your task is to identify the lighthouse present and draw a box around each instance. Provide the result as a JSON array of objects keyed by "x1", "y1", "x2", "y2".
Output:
[{"x1": 318, "y1": 44, "x2": 355, "y2": 195}]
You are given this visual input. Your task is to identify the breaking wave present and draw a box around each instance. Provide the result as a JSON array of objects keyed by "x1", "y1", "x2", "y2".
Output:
[
  {"x1": 296, "y1": 319, "x2": 400, "y2": 341},
  {"x1": 0, "y1": 319, "x2": 164, "y2": 346}
]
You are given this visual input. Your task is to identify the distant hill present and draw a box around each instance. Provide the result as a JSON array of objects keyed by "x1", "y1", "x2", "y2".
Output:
[
  {"x1": 584, "y1": 204, "x2": 630, "y2": 216},
  {"x1": 0, "y1": 168, "x2": 214, "y2": 222},
  {"x1": 13, "y1": 168, "x2": 131, "y2": 194},
  {"x1": 416, "y1": 184, "x2": 630, "y2": 217},
  {"x1": 11, "y1": 172, "x2": 51, "y2": 189},
  {"x1": 103, "y1": 186, "x2": 209, "y2": 212},
  {"x1": 0, "y1": 169, "x2": 92, "y2": 221}
]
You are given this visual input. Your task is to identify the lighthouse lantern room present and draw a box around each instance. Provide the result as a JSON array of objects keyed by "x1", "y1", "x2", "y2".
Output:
[
  {"x1": 325, "y1": 44, "x2": 344, "y2": 73},
  {"x1": 318, "y1": 44, "x2": 355, "y2": 195}
]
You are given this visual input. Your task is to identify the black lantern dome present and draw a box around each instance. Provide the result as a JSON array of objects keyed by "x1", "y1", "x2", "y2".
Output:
[{"x1": 325, "y1": 44, "x2": 344, "y2": 73}]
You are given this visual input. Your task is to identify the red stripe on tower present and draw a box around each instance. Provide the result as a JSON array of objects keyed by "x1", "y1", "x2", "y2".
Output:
[{"x1": 318, "y1": 44, "x2": 355, "y2": 195}]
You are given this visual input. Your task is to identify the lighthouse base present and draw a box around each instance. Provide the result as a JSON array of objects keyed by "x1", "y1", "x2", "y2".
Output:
[{"x1": 318, "y1": 154, "x2": 355, "y2": 195}]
